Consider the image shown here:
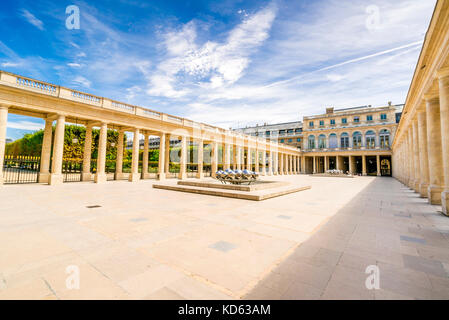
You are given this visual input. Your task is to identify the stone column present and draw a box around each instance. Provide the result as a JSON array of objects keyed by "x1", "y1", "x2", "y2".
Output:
[
  {"x1": 165, "y1": 134, "x2": 170, "y2": 175},
  {"x1": 196, "y1": 139, "x2": 204, "y2": 179},
  {"x1": 425, "y1": 95, "x2": 444, "y2": 204},
  {"x1": 267, "y1": 150, "x2": 272, "y2": 175},
  {"x1": 418, "y1": 110, "x2": 430, "y2": 197},
  {"x1": 115, "y1": 130, "x2": 125, "y2": 180},
  {"x1": 0, "y1": 105, "x2": 8, "y2": 185},
  {"x1": 95, "y1": 122, "x2": 108, "y2": 183},
  {"x1": 301, "y1": 156, "x2": 305, "y2": 173},
  {"x1": 313, "y1": 156, "x2": 316, "y2": 174},
  {"x1": 211, "y1": 141, "x2": 218, "y2": 177},
  {"x1": 158, "y1": 132, "x2": 166, "y2": 180},
  {"x1": 285, "y1": 154, "x2": 289, "y2": 175},
  {"x1": 412, "y1": 119, "x2": 420, "y2": 191},
  {"x1": 349, "y1": 155, "x2": 354, "y2": 175},
  {"x1": 255, "y1": 149, "x2": 260, "y2": 173},
  {"x1": 237, "y1": 146, "x2": 242, "y2": 170},
  {"x1": 293, "y1": 155, "x2": 297, "y2": 174},
  {"x1": 362, "y1": 155, "x2": 367, "y2": 176},
  {"x1": 376, "y1": 155, "x2": 381, "y2": 176},
  {"x1": 142, "y1": 133, "x2": 150, "y2": 179},
  {"x1": 289, "y1": 155, "x2": 293, "y2": 174},
  {"x1": 179, "y1": 136, "x2": 187, "y2": 180},
  {"x1": 225, "y1": 143, "x2": 231, "y2": 170},
  {"x1": 438, "y1": 70, "x2": 449, "y2": 215},
  {"x1": 129, "y1": 128, "x2": 140, "y2": 182},
  {"x1": 246, "y1": 147, "x2": 252, "y2": 171},
  {"x1": 324, "y1": 156, "x2": 328, "y2": 173},
  {"x1": 262, "y1": 149, "x2": 267, "y2": 176},
  {"x1": 336, "y1": 156, "x2": 341, "y2": 172},
  {"x1": 407, "y1": 128, "x2": 415, "y2": 188},
  {"x1": 280, "y1": 153, "x2": 284, "y2": 175},
  {"x1": 81, "y1": 123, "x2": 93, "y2": 182},
  {"x1": 49, "y1": 115, "x2": 65, "y2": 185},
  {"x1": 38, "y1": 118, "x2": 53, "y2": 183}
]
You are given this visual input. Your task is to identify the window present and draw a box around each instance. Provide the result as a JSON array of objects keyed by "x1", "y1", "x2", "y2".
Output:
[
  {"x1": 308, "y1": 135, "x2": 316, "y2": 149},
  {"x1": 367, "y1": 115, "x2": 373, "y2": 122},
  {"x1": 329, "y1": 133, "x2": 338, "y2": 148},
  {"x1": 287, "y1": 129, "x2": 294, "y2": 134},
  {"x1": 342, "y1": 118, "x2": 347, "y2": 124},
  {"x1": 380, "y1": 129, "x2": 390, "y2": 148},
  {"x1": 340, "y1": 133, "x2": 349, "y2": 148},
  {"x1": 353, "y1": 132, "x2": 362, "y2": 149},
  {"x1": 354, "y1": 116, "x2": 360, "y2": 123},
  {"x1": 279, "y1": 130, "x2": 285, "y2": 135},
  {"x1": 380, "y1": 114, "x2": 387, "y2": 120},
  {"x1": 288, "y1": 139, "x2": 293, "y2": 143},
  {"x1": 309, "y1": 121, "x2": 314, "y2": 128},
  {"x1": 366, "y1": 130, "x2": 376, "y2": 149},
  {"x1": 319, "y1": 120, "x2": 325, "y2": 126},
  {"x1": 265, "y1": 131, "x2": 271, "y2": 136},
  {"x1": 295, "y1": 128, "x2": 302, "y2": 133},
  {"x1": 330, "y1": 119, "x2": 336, "y2": 125},
  {"x1": 280, "y1": 139, "x2": 284, "y2": 143},
  {"x1": 318, "y1": 134, "x2": 326, "y2": 149},
  {"x1": 297, "y1": 138, "x2": 301, "y2": 142}
]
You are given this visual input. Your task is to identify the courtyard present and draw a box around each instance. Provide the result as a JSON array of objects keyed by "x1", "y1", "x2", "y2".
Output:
[{"x1": 0, "y1": 175, "x2": 448, "y2": 300}]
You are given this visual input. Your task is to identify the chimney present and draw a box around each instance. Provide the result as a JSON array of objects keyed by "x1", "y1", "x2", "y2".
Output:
[
  {"x1": 326, "y1": 107, "x2": 334, "y2": 114},
  {"x1": 388, "y1": 101, "x2": 392, "y2": 106}
]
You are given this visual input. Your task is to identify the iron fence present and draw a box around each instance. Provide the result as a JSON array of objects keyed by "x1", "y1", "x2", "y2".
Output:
[{"x1": 3, "y1": 155, "x2": 40, "y2": 184}]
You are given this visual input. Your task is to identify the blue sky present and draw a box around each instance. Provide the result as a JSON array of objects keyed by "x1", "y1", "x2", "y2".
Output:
[{"x1": 0, "y1": 0, "x2": 437, "y2": 140}]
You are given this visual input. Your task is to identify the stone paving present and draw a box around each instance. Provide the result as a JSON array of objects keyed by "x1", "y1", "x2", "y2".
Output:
[{"x1": 0, "y1": 175, "x2": 448, "y2": 299}]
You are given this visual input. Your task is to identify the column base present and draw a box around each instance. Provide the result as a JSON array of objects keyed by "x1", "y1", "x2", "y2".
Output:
[
  {"x1": 157, "y1": 172, "x2": 166, "y2": 181},
  {"x1": 81, "y1": 172, "x2": 92, "y2": 182},
  {"x1": 413, "y1": 181, "x2": 421, "y2": 193},
  {"x1": 115, "y1": 172, "x2": 127, "y2": 180},
  {"x1": 48, "y1": 174, "x2": 63, "y2": 185},
  {"x1": 267, "y1": 171, "x2": 272, "y2": 176},
  {"x1": 196, "y1": 172, "x2": 204, "y2": 179},
  {"x1": 94, "y1": 173, "x2": 107, "y2": 184},
  {"x1": 419, "y1": 183, "x2": 429, "y2": 198},
  {"x1": 442, "y1": 191, "x2": 449, "y2": 216},
  {"x1": 38, "y1": 172, "x2": 50, "y2": 183},
  {"x1": 128, "y1": 173, "x2": 141, "y2": 182},
  {"x1": 141, "y1": 172, "x2": 152, "y2": 179},
  {"x1": 178, "y1": 172, "x2": 187, "y2": 180},
  {"x1": 0, "y1": 175, "x2": 4, "y2": 185},
  {"x1": 428, "y1": 185, "x2": 443, "y2": 205}
]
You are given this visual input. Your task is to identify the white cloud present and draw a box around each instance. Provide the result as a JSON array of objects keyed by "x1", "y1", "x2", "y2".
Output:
[
  {"x1": 67, "y1": 63, "x2": 81, "y2": 68},
  {"x1": 20, "y1": 9, "x2": 44, "y2": 31},
  {"x1": 72, "y1": 76, "x2": 92, "y2": 88},
  {"x1": 7, "y1": 120, "x2": 44, "y2": 131},
  {"x1": 146, "y1": 4, "x2": 277, "y2": 98},
  {"x1": 1, "y1": 62, "x2": 20, "y2": 67}
]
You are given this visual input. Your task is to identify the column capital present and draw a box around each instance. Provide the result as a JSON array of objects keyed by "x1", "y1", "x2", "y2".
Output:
[
  {"x1": 437, "y1": 67, "x2": 449, "y2": 80},
  {"x1": 423, "y1": 92, "x2": 439, "y2": 102},
  {"x1": 0, "y1": 104, "x2": 9, "y2": 110}
]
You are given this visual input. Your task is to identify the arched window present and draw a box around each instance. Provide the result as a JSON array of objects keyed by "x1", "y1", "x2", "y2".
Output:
[
  {"x1": 366, "y1": 130, "x2": 376, "y2": 149},
  {"x1": 318, "y1": 134, "x2": 326, "y2": 149},
  {"x1": 308, "y1": 135, "x2": 316, "y2": 149},
  {"x1": 353, "y1": 131, "x2": 362, "y2": 149},
  {"x1": 380, "y1": 129, "x2": 390, "y2": 149},
  {"x1": 340, "y1": 132, "x2": 349, "y2": 148},
  {"x1": 329, "y1": 133, "x2": 338, "y2": 149}
]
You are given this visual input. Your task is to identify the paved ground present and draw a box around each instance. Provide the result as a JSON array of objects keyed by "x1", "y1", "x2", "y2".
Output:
[{"x1": 0, "y1": 175, "x2": 448, "y2": 300}]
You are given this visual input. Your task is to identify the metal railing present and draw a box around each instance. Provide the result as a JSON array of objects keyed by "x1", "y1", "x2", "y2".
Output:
[{"x1": 3, "y1": 155, "x2": 40, "y2": 184}]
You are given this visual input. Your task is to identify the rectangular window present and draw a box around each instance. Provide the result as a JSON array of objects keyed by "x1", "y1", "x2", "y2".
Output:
[
  {"x1": 280, "y1": 139, "x2": 284, "y2": 143},
  {"x1": 380, "y1": 114, "x2": 387, "y2": 120},
  {"x1": 265, "y1": 131, "x2": 270, "y2": 136},
  {"x1": 297, "y1": 138, "x2": 301, "y2": 142},
  {"x1": 354, "y1": 117, "x2": 360, "y2": 123},
  {"x1": 319, "y1": 120, "x2": 324, "y2": 126},
  {"x1": 287, "y1": 129, "x2": 293, "y2": 134},
  {"x1": 309, "y1": 121, "x2": 314, "y2": 127},
  {"x1": 279, "y1": 130, "x2": 285, "y2": 135},
  {"x1": 367, "y1": 115, "x2": 373, "y2": 121},
  {"x1": 330, "y1": 119, "x2": 335, "y2": 125},
  {"x1": 288, "y1": 139, "x2": 292, "y2": 143},
  {"x1": 342, "y1": 118, "x2": 347, "y2": 124},
  {"x1": 295, "y1": 128, "x2": 302, "y2": 133}
]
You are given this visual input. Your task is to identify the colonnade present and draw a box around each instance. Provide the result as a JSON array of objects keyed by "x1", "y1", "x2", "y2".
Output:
[
  {"x1": 0, "y1": 109, "x2": 302, "y2": 185},
  {"x1": 393, "y1": 68, "x2": 449, "y2": 215}
]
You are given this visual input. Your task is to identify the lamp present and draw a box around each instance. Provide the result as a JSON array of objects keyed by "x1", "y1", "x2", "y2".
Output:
[{"x1": 72, "y1": 118, "x2": 79, "y2": 144}]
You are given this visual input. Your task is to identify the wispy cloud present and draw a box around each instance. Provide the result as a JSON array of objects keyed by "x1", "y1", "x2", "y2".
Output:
[
  {"x1": 20, "y1": 9, "x2": 44, "y2": 31},
  {"x1": 7, "y1": 120, "x2": 44, "y2": 131}
]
